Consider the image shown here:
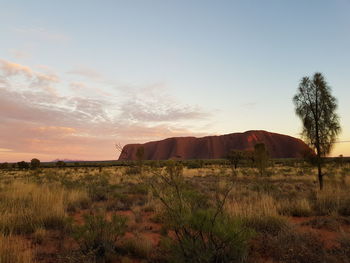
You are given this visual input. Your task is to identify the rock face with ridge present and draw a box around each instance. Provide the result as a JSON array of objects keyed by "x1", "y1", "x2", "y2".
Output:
[{"x1": 118, "y1": 130, "x2": 312, "y2": 160}]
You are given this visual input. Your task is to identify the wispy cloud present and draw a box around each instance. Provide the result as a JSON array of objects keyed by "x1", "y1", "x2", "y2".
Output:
[
  {"x1": 241, "y1": 101, "x2": 257, "y2": 108},
  {"x1": 0, "y1": 59, "x2": 211, "y2": 161},
  {"x1": 0, "y1": 148, "x2": 13, "y2": 152},
  {"x1": 0, "y1": 59, "x2": 59, "y2": 95},
  {"x1": 9, "y1": 49, "x2": 31, "y2": 59},
  {"x1": 67, "y1": 67, "x2": 103, "y2": 80},
  {"x1": 119, "y1": 84, "x2": 209, "y2": 122},
  {"x1": 13, "y1": 26, "x2": 70, "y2": 42}
]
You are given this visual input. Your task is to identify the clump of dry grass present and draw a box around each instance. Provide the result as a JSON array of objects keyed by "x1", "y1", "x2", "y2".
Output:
[
  {"x1": 66, "y1": 189, "x2": 91, "y2": 212},
  {"x1": 119, "y1": 234, "x2": 152, "y2": 259},
  {"x1": 0, "y1": 234, "x2": 35, "y2": 263},
  {"x1": 226, "y1": 191, "x2": 289, "y2": 235},
  {"x1": 0, "y1": 181, "x2": 89, "y2": 234},
  {"x1": 278, "y1": 198, "x2": 313, "y2": 217},
  {"x1": 314, "y1": 185, "x2": 350, "y2": 216},
  {"x1": 226, "y1": 192, "x2": 279, "y2": 218},
  {"x1": 32, "y1": 227, "x2": 47, "y2": 244}
]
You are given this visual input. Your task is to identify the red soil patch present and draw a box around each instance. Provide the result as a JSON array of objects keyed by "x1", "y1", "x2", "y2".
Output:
[{"x1": 289, "y1": 216, "x2": 342, "y2": 249}]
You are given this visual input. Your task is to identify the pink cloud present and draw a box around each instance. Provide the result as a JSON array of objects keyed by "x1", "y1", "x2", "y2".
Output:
[
  {"x1": 0, "y1": 59, "x2": 211, "y2": 162},
  {"x1": 0, "y1": 59, "x2": 33, "y2": 77}
]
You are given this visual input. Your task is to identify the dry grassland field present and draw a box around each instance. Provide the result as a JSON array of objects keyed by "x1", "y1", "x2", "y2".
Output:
[{"x1": 0, "y1": 160, "x2": 350, "y2": 263}]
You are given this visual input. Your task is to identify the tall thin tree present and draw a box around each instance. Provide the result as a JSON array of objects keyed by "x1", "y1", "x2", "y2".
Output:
[{"x1": 293, "y1": 73, "x2": 341, "y2": 190}]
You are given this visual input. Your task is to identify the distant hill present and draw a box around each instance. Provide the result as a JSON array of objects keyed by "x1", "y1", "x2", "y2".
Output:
[{"x1": 118, "y1": 130, "x2": 312, "y2": 160}]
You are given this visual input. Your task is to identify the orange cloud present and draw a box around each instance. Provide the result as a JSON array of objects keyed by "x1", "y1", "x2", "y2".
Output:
[
  {"x1": 0, "y1": 59, "x2": 33, "y2": 77},
  {"x1": 0, "y1": 59, "x2": 212, "y2": 162}
]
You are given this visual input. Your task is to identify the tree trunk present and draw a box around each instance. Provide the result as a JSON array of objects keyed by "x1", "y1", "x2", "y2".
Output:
[{"x1": 317, "y1": 159, "x2": 323, "y2": 190}]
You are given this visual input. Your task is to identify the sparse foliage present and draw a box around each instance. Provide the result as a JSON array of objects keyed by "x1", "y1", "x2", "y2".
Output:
[
  {"x1": 0, "y1": 163, "x2": 9, "y2": 170},
  {"x1": 136, "y1": 146, "x2": 145, "y2": 174},
  {"x1": 17, "y1": 161, "x2": 29, "y2": 170},
  {"x1": 30, "y1": 158, "x2": 40, "y2": 169},
  {"x1": 56, "y1": 160, "x2": 66, "y2": 168},
  {"x1": 254, "y1": 143, "x2": 269, "y2": 176},
  {"x1": 149, "y1": 161, "x2": 253, "y2": 262},
  {"x1": 293, "y1": 72, "x2": 341, "y2": 190},
  {"x1": 72, "y1": 213, "x2": 127, "y2": 260},
  {"x1": 226, "y1": 150, "x2": 244, "y2": 170}
]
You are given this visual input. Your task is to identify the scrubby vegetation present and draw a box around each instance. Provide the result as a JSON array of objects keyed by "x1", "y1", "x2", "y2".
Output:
[{"x1": 0, "y1": 159, "x2": 349, "y2": 262}]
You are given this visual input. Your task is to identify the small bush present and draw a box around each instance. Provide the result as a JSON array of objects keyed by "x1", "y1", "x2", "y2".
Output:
[
  {"x1": 161, "y1": 210, "x2": 253, "y2": 263},
  {"x1": 243, "y1": 215, "x2": 288, "y2": 236},
  {"x1": 186, "y1": 160, "x2": 204, "y2": 169},
  {"x1": 119, "y1": 235, "x2": 152, "y2": 259},
  {"x1": 313, "y1": 187, "x2": 350, "y2": 216},
  {"x1": 66, "y1": 189, "x2": 91, "y2": 212},
  {"x1": 33, "y1": 227, "x2": 47, "y2": 244},
  {"x1": 106, "y1": 193, "x2": 134, "y2": 211},
  {"x1": 30, "y1": 158, "x2": 40, "y2": 169},
  {"x1": 72, "y1": 213, "x2": 127, "y2": 260},
  {"x1": 17, "y1": 161, "x2": 29, "y2": 170},
  {"x1": 267, "y1": 230, "x2": 327, "y2": 263},
  {"x1": 124, "y1": 166, "x2": 140, "y2": 176},
  {"x1": 278, "y1": 198, "x2": 313, "y2": 217},
  {"x1": 149, "y1": 161, "x2": 253, "y2": 263}
]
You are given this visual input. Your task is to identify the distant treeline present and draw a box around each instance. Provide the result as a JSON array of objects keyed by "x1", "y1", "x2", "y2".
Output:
[{"x1": 0, "y1": 156, "x2": 349, "y2": 170}]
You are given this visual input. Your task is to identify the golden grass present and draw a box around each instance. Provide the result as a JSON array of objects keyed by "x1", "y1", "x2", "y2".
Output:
[
  {"x1": 314, "y1": 184, "x2": 350, "y2": 215},
  {"x1": 0, "y1": 234, "x2": 35, "y2": 263},
  {"x1": 278, "y1": 198, "x2": 312, "y2": 216},
  {"x1": 226, "y1": 192, "x2": 279, "y2": 218},
  {"x1": 0, "y1": 181, "x2": 89, "y2": 234}
]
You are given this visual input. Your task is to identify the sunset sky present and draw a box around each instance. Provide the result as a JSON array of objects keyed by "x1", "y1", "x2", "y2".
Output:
[{"x1": 1, "y1": 0, "x2": 349, "y2": 162}]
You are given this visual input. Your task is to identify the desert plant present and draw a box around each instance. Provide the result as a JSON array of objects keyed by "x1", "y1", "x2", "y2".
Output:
[
  {"x1": 226, "y1": 150, "x2": 244, "y2": 170},
  {"x1": 72, "y1": 213, "x2": 127, "y2": 260},
  {"x1": 56, "y1": 160, "x2": 66, "y2": 168},
  {"x1": 243, "y1": 215, "x2": 288, "y2": 236},
  {"x1": 30, "y1": 158, "x2": 40, "y2": 169},
  {"x1": 17, "y1": 161, "x2": 29, "y2": 170},
  {"x1": 119, "y1": 234, "x2": 152, "y2": 259},
  {"x1": 0, "y1": 163, "x2": 9, "y2": 170},
  {"x1": 293, "y1": 72, "x2": 341, "y2": 190},
  {"x1": 149, "y1": 161, "x2": 253, "y2": 262},
  {"x1": 278, "y1": 198, "x2": 312, "y2": 217},
  {"x1": 0, "y1": 182, "x2": 87, "y2": 234},
  {"x1": 254, "y1": 143, "x2": 269, "y2": 176},
  {"x1": 136, "y1": 146, "x2": 145, "y2": 174}
]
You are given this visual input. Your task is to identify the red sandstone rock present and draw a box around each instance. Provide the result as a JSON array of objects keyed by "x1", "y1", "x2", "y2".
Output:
[{"x1": 118, "y1": 130, "x2": 312, "y2": 160}]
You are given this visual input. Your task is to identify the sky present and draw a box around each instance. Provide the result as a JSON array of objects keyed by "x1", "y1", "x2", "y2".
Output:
[{"x1": 0, "y1": 0, "x2": 349, "y2": 162}]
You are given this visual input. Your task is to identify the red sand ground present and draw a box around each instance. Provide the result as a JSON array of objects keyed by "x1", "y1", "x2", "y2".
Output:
[{"x1": 34, "y1": 210, "x2": 350, "y2": 263}]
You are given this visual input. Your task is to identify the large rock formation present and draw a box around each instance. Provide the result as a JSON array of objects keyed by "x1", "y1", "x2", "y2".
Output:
[{"x1": 118, "y1": 130, "x2": 311, "y2": 160}]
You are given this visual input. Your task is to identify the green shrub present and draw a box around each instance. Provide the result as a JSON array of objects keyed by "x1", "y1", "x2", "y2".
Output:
[
  {"x1": 150, "y1": 161, "x2": 253, "y2": 262},
  {"x1": 119, "y1": 235, "x2": 152, "y2": 259},
  {"x1": 72, "y1": 213, "x2": 127, "y2": 260},
  {"x1": 30, "y1": 158, "x2": 40, "y2": 169},
  {"x1": 162, "y1": 209, "x2": 253, "y2": 263},
  {"x1": 186, "y1": 160, "x2": 204, "y2": 169}
]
